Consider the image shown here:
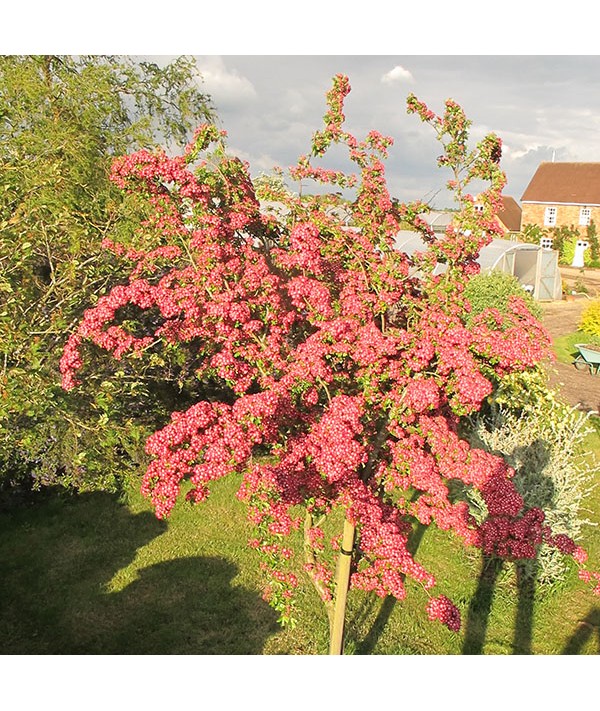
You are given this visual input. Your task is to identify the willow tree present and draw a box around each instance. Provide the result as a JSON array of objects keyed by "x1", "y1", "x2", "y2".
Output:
[{"x1": 0, "y1": 55, "x2": 215, "y2": 495}]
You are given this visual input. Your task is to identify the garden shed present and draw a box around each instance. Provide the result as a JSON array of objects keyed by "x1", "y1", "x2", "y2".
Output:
[{"x1": 393, "y1": 231, "x2": 562, "y2": 301}]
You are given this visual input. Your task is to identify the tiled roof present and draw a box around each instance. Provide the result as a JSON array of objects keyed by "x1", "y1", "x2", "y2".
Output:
[
  {"x1": 521, "y1": 162, "x2": 600, "y2": 205},
  {"x1": 497, "y1": 195, "x2": 522, "y2": 231}
]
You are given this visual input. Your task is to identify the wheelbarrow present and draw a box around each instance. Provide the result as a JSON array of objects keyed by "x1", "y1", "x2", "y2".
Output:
[{"x1": 573, "y1": 343, "x2": 600, "y2": 375}]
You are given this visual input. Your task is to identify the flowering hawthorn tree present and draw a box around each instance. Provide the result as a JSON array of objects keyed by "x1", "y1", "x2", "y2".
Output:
[{"x1": 61, "y1": 75, "x2": 600, "y2": 653}]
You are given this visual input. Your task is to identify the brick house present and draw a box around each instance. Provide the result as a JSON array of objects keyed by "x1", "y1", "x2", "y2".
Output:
[
  {"x1": 473, "y1": 195, "x2": 522, "y2": 237},
  {"x1": 496, "y1": 195, "x2": 522, "y2": 236},
  {"x1": 520, "y1": 162, "x2": 600, "y2": 233}
]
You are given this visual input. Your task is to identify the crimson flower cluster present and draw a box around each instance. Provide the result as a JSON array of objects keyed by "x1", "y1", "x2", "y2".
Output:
[
  {"x1": 427, "y1": 595, "x2": 461, "y2": 632},
  {"x1": 61, "y1": 75, "x2": 598, "y2": 631}
]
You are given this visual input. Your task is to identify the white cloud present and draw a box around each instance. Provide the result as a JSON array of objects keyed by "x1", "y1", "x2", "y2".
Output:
[
  {"x1": 196, "y1": 56, "x2": 257, "y2": 108},
  {"x1": 504, "y1": 143, "x2": 544, "y2": 161},
  {"x1": 227, "y1": 145, "x2": 282, "y2": 174},
  {"x1": 381, "y1": 65, "x2": 414, "y2": 84},
  {"x1": 284, "y1": 89, "x2": 309, "y2": 117}
]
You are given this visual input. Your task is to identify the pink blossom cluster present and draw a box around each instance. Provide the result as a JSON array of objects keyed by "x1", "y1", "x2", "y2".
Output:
[
  {"x1": 345, "y1": 478, "x2": 436, "y2": 599},
  {"x1": 111, "y1": 149, "x2": 211, "y2": 205},
  {"x1": 427, "y1": 595, "x2": 461, "y2": 632},
  {"x1": 578, "y1": 569, "x2": 600, "y2": 596}
]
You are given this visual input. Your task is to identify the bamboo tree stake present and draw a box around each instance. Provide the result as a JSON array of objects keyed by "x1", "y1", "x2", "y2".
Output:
[
  {"x1": 328, "y1": 419, "x2": 389, "y2": 654},
  {"x1": 329, "y1": 516, "x2": 356, "y2": 655}
]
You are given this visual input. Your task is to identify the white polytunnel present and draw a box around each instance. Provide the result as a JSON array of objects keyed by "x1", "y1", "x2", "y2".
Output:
[{"x1": 393, "y1": 231, "x2": 562, "y2": 301}]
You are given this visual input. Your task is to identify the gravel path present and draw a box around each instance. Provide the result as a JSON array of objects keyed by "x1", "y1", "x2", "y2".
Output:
[{"x1": 540, "y1": 299, "x2": 600, "y2": 413}]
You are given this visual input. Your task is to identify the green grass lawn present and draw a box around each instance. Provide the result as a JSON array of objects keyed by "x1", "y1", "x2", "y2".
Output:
[
  {"x1": 1, "y1": 431, "x2": 599, "y2": 655},
  {"x1": 553, "y1": 329, "x2": 600, "y2": 366}
]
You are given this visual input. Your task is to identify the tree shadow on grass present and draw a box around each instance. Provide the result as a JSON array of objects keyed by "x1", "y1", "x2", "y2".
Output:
[
  {"x1": 350, "y1": 519, "x2": 428, "y2": 655},
  {"x1": 0, "y1": 491, "x2": 278, "y2": 654},
  {"x1": 87, "y1": 556, "x2": 280, "y2": 654},
  {"x1": 562, "y1": 607, "x2": 600, "y2": 654}
]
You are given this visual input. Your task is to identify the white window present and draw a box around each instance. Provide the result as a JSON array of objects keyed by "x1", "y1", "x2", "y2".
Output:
[
  {"x1": 540, "y1": 237, "x2": 554, "y2": 250},
  {"x1": 474, "y1": 203, "x2": 484, "y2": 214},
  {"x1": 579, "y1": 207, "x2": 591, "y2": 226},
  {"x1": 544, "y1": 206, "x2": 557, "y2": 226}
]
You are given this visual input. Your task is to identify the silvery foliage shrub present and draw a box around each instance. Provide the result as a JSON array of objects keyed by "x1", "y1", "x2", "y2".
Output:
[{"x1": 464, "y1": 399, "x2": 596, "y2": 586}]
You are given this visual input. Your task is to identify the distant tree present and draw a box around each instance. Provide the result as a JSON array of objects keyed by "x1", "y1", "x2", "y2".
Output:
[
  {"x1": 521, "y1": 223, "x2": 547, "y2": 245},
  {"x1": 550, "y1": 225, "x2": 580, "y2": 264},
  {"x1": 0, "y1": 55, "x2": 215, "y2": 497},
  {"x1": 586, "y1": 220, "x2": 599, "y2": 265}
]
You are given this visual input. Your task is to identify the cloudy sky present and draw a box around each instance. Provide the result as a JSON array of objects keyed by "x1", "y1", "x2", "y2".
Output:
[
  {"x1": 161, "y1": 55, "x2": 600, "y2": 210},
  {"x1": 7, "y1": 4, "x2": 600, "y2": 211}
]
